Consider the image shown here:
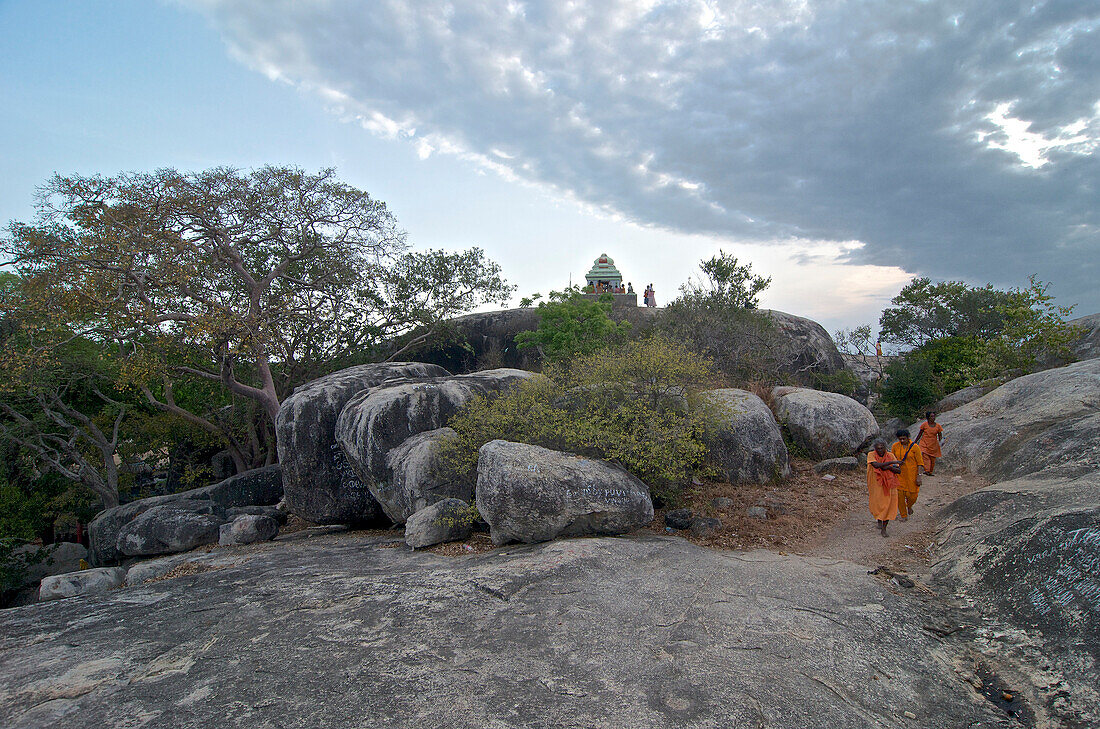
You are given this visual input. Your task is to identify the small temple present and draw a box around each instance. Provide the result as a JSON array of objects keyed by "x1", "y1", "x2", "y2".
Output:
[{"x1": 582, "y1": 253, "x2": 641, "y2": 307}]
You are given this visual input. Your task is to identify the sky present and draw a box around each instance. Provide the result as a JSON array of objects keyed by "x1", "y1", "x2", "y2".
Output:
[{"x1": 1, "y1": 0, "x2": 1097, "y2": 337}]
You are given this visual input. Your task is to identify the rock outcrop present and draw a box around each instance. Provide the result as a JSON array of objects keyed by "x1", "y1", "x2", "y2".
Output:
[
  {"x1": 336, "y1": 369, "x2": 534, "y2": 520},
  {"x1": 38, "y1": 567, "x2": 126, "y2": 602},
  {"x1": 408, "y1": 306, "x2": 846, "y2": 380},
  {"x1": 1, "y1": 535, "x2": 1006, "y2": 727},
  {"x1": 115, "y1": 501, "x2": 227, "y2": 557},
  {"x1": 219, "y1": 514, "x2": 279, "y2": 546},
  {"x1": 475, "y1": 440, "x2": 654, "y2": 545},
  {"x1": 1068, "y1": 311, "x2": 1100, "y2": 361},
  {"x1": 934, "y1": 384, "x2": 993, "y2": 413},
  {"x1": 275, "y1": 362, "x2": 450, "y2": 525},
  {"x1": 88, "y1": 465, "x2": 283, "y2": 566},
  {"x1": 378, "y1": 428, "x2": 468, "y2": 525},
  {"x1": 404, "y1": 498, "x2": 475, "y2": 549},
  {"x1": 773, "y1": 387, "x2": 878, "y2": 459},
  {"x1": 930, "y1": 358, "x2": 1100, "y2": 480},
  {"x1": 935, "y1": 470, "x2": 1100, "y2": 727},
  {"x1": 701, "y1": 388, "x2": 790, "y2": 484}
]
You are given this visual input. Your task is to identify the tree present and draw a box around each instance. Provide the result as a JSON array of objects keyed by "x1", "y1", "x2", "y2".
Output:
[
  {"x1": 2, "y1": 166, "x2": 514, "y2": 474},
  {"x1": 515, "y1": 287, "x2": 630, "y2": 364},
  {"x1": 661, "y1": 252, "x2": 785, "y2": 384},
  {"x1": 879, "y1": 276, "x2": 1077, "y2": 387}
]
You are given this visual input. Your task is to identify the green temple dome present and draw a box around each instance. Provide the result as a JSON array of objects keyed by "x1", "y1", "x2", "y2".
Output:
[{"x1": 585, "y1": 253, "x2": 624, "y2": 284}]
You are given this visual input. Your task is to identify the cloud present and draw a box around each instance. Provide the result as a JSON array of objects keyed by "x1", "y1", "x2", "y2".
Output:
[{"x1": 183, "y1": 0, "x2": 1100, "y2": 311}]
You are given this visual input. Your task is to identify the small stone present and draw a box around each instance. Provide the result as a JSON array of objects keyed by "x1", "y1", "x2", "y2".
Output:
[
  {"x1": 746, "y1": 506, "x2": 768, "y2": 520},
  {"x1": 821, "y1": 474, "x2": 836, "y2": 481},
  {"x1": 904, "y1": 711, "x2": 916, "y2": 719},
  {"x1": 665, "y1": 508, "x2": 695, "y2": 530},
  {"x1": 689, "y1": 516, "x2": 721, "y2": 536},
  {"x1": 711, "y1": 497, "x2": 734, "y2": 510}
]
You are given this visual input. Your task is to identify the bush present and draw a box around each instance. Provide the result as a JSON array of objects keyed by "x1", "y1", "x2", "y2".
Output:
[
  {"x1": 439, "y1": 336, "x2": 722, "y2": 504},
  {"x1": 877, "y1": 357, "x2": 942, "y2": 420},
  {"x1": 514, "y1": 287, "x2": 630, "y2": 364}
]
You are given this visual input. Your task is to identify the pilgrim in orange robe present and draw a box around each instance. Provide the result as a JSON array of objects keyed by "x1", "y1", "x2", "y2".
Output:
[
  {"x1": 891, "y1": 441, "x2": 924, "y2": 518},
  {"x1": 867, "y1": 451, "x2": 900, "y2": 522},
  {"x1": 918, "y1": 421, "x2": 944, "y2": 474}
]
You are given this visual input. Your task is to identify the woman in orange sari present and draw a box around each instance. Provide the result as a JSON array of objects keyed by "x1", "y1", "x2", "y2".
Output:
[
  {"x1": 867, "y1": 439, "x2": 900, "y2": 537},
  {"x1": 917, "y1": 411, "x2": 944, "y2": 475}
]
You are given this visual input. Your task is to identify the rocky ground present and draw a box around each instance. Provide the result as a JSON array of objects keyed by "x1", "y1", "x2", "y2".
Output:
[{"x1": 1, "y1": 464, "x2": 1032, "y2": 729}]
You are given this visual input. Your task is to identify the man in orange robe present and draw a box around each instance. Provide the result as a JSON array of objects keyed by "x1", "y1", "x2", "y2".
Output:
[
  {"x1": 891, "y1": 429, "x2": 924, "y2": 520},
  {"x1": 867, "y1": 439, "x2": 900, "y2": 537},
  {"x1": 917, "y1": 411, "x2": 944, "y2": 475}
]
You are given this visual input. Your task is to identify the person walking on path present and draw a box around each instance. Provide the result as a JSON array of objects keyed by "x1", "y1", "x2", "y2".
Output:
[
  {"x1": 917, "y1": 412, "x2": 944, "y2": 475},
  {"x1": 867, "y1": 439, "x2": 900, "y2": 537},
  {"x1": 891, "y1": 429, "x2": 924, "y2": 521}
]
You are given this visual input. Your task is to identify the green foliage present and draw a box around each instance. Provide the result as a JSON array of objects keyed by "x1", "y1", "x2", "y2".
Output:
[
  {"x1": 660, "y1": 251, "x2": 786, "y2": 385},
  {"x1": 810, "y1": 368, "x2": 862, "y2": 399},
  {"x1": 906, "y1": 336, "x2": 982, "y2": 394},
  {"x1": 439, "y1": 336, "x2": 720, "y2": 504},
  {"x1": 690, "y1": 250, "x2": 771, "y2": 309},
  {"x1": 878, "y1": 357, "x2": 941, "y2": 420},
  {"x1": 879, "y1": 276, "x2": 1077, "y2": 390},
  {"x1": 514, "y1": 287, "x2": 630, "y2": 364}
]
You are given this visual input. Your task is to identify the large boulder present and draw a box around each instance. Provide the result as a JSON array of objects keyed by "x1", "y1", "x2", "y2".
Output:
[
  {"x1": 38, "y1": 567, "x2": 125, "y2": 602},
  {"x1": 335, "y1": 370, "x2": 535, "y2": 512},
  {"x1": 934, "y1": 384, "x2": 994, "y2": 413},
  {"x1": 195, "y1": 464, "x2": 282, "y2": 508},
  {"x1": 929, "y1": 358, "x2": 1100, "y2": 480},
  {"x1": 475, "y1": 440, "x2": 654, "y2": 545},
  {"x1": 772, "y1": 387, "x2": 878, "y2": 459},
  {"x1": 377, "y1": 428, "x2": 470, "y2": 525},
  {"x1": 115, "y1": 500, "x2": 227, "y2": 558},
  {"x1": 1068, "y1": 312, "x2": 1100, "y2": 361},
  {"x1": 404, "y1": 498, "x2": 476, "y2": 549},
  {"x1": 275, "y1": 362, "x2": 450, "y2": 525},
  {"x1": 935, "y1": 470, "x2": 1100, "y2": 727},
  {"x1": 764, "y1": 310, "x2": 847, "y2": 377},
  {"x1": 87, "y1": 465, "x2": 284, "y2": 566},
  {"x1": 219, "y1": 515, "x2": 279, "y2": 546},
  {"x1": 701, "y1": 388, "x2": 790, "y2": 483}
]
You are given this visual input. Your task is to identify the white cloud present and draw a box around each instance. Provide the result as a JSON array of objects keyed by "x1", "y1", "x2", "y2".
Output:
[{"x1": 182, "y1": 0, "x2": 1100, "y2": 311}]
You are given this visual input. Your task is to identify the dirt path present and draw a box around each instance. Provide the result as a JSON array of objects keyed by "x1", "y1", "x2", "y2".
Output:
[{"x1": 792, "y1": 469, "x2": 990, "y2": 575}]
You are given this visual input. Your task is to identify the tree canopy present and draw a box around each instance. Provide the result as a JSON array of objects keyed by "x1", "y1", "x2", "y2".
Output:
[{"x1": 0, "y1": 165, "x2": 513, "y2": 506}]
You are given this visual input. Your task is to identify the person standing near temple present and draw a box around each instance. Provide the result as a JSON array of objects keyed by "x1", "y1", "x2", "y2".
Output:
[{"x1": 645, "y1": 284, "x2": 657, "y2": 307}]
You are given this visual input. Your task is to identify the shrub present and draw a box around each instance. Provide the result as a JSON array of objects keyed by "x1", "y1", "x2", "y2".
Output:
[
  {"x1": 439, "y1": 336, "x2": 722, "y2": 504},
  {"x1": 514, "y1": 287, "x2": 630, "y2": 364},
  {"x1": 877, "y1": 357, "x2": 942, "y2": 420},
  {"x1": 906, "y1": 336, "x2": 982, "y2": 394}
]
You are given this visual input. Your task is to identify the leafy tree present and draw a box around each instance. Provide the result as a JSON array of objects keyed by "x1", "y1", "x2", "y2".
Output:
[
  {"x1": 661, "y1": 252, "x2": 786, "y2": 384},
  {"x1": 514, "y1": 287, "x2": 630, "y2": 364},
  {"x1": 879, "y1": 276, "x2": 1077, "y2": 388},
  {"x1": 684, "y1": 250, "x2": 771, "y2": 309},
  {"x1": 1, "y1": 167, "x2": 513, "y2": 479},
  {"x1": 440, "y1": 336, "x2": 720, "y2": 503}
]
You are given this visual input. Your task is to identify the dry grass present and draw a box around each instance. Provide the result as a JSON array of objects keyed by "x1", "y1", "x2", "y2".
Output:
[
  {"x1": 146, "y1": 561, "x2": 221, "y2": 583},
  {"x1": 425, "y1": 532, "x2": 495, "y2": 556},
  {"x1": 646, "y1": 458, "x2": 866, "y2": 551}
]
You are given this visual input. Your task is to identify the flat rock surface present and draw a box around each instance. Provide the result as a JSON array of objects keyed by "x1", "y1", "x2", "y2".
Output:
[{"x1": 0, "y1": 533, "x2": 1004, "y2": 728}]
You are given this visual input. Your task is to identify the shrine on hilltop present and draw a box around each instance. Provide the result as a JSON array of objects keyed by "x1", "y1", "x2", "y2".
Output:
[{"x1": 582, "y1": 253, "x2": 642, "y2": 307}]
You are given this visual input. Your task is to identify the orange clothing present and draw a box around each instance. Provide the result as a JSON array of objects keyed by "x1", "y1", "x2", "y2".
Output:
[
  {"x1": 891, "y1": 442, "x2": 924, "y2": 493},
  {"x1": 918, "y1": 422, "x2": 943, "y2": 458},
  {"x1": 867, "y1": 451, "x2": 900, "y2": 521},
  {"x1": 898, "y1": 489, "x2": 918, "y2": 519}
]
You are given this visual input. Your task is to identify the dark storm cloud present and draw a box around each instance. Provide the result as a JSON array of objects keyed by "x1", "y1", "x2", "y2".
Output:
[{"x1": 185, "y1": 0, "x2": 1100, "y2": 310}]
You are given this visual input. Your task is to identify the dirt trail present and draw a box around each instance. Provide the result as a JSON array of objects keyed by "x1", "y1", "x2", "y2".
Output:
[{"x1": 795, "y1": 469, "x2": 991, "y2": 575}]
